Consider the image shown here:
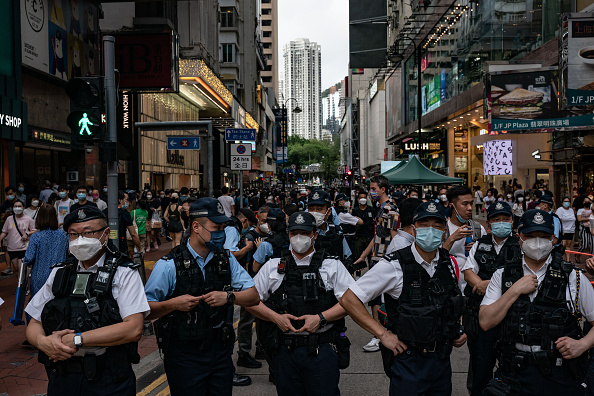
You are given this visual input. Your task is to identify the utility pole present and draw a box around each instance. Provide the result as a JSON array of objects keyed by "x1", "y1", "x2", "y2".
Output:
[{"x1": 104, "y1": 36, "x2": 118, "y2": 243}]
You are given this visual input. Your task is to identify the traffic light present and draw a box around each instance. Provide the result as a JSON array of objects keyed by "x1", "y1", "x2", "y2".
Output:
[
  {"x1": 347, "y1": 170, "x2": 352, "y2": 176},
  {"x1": 66, "y1": 77, "x2": 103, "y2": 141},
  {"x1": 362, "y1": 176, "x2": 366, "y2": 180}
]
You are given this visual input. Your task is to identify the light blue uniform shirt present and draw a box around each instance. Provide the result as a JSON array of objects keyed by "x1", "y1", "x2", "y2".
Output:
[
  {"x1": 224, "y1": 226, "x2": 241, "y2": 251},
  {"x1": 253, "y1": 241, "x2": 273, "y2": 264},
  {"x1": 319, "y1": 225, "x2": 352, "y2": 259},
  {"x1": 145, "y1": 241, "x2": 255, "y2": 302}
]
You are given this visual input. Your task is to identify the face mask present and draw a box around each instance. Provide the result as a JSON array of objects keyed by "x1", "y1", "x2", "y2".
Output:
[
  {"x1": 59, "y1": 192, "x2": 67, "y2": 199},
  {"x1": 452, "y1": 206, "x2": 467, "y2": 224},
  {"x1": 32, "y1": 200, "x2": 39, "y2": 207},
  {"x1": 53, "y1": 185, "x2": 59, "y2": 190},
  {"x1": 160, "y1": 195, "x2": 165, "y2": 199},
  {"x1": 359, "y1": 198, "x2": 367, "y2": 206},
  {"x1": 69, "y1": 231, "x2": 106, "y2": 261},
  {"x1": 204, "y1": 229, "x2": 226, "y2": 251},
  {"x1": 517, "y1": 197, "x2": 524, "y2": 202},
  {"x1": 122, "y1": 202, "x2": 129, "y2": 209},
  {"x1": 369, "y1": 191, "x2": 380, "y2": 201},
  {"x1": 498, "y1": 198, "x2": 504, "y2": 202},
  {"x1": 260, "y1": 223, "x2": 270, "y2": 234},
  {"x1": 146, "y1": 195, "x2": 153, "y2": 200},
  {"x1": 563, "y1": 202, "x2": 570, "y2": 208},
  {"x1": 77, "y1": 193, "x2": 87, "y2": 201},
  {"x1": 410, "y1": 195, "x2": 418, "y2": 199},
  {"x1": 585, "y1": 202, "x2": 591, "y2": 209},
  {"x1": 92, "y1": 194, "x2": 99, "y2": 200},
  {"x1": 491, "y1": 222, "x2": 512, "y2": 238},
  {"x1": 415, "y1": 227, "x2": 444, "y2": 252},
  {"x1": 103, "y1": 188, "x2": 108, "y2": 193},
  {"x1": 521, "y1": 236, "x2": 553, "y2": 261},
  {"x1": 343, "y1": 201, "x2": 350, "y2": 209},
  {"x1": 291, "y1": 234, "x2": 314, "y2": 254},
  {"x1": 18, "y1": 187, "x2": 24, "y2": 193},
  {"x1": 439, "y1": 195, "x2": 447, "y2": 202},
  {"x1": 6, "y1": 195, "x2": 14, "y2": 201},
  {"x1": 310, "y1": 211, "x2": 327, "y2": 227},
  {"x1": 507, "y1": 194, "x2": 512, "y2": 198},
  {"x1": 13, "y1": 207, "x2": 23, "y2": 215}
]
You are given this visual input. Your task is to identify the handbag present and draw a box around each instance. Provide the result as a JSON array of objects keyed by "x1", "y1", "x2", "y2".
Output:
[
  {"x1": 151, "y1": 211, "x2": 162, "y2": 229},
  {"x1": 126, "y1": 211, "x2": 139, "y2": 241}
]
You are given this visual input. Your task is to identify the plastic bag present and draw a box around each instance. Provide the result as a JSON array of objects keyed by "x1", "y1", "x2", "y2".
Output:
[{"x1": 151, "y1": 211, "x2": 162, "y2": 229}]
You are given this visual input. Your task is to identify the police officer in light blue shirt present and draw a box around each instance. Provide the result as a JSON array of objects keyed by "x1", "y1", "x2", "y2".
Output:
[
  {"x1": 537, "y1": 194, "x2": 562, "y2": 244},
  {"x1": 145, "y1": 198, "x2": 259, "y2": 396}
]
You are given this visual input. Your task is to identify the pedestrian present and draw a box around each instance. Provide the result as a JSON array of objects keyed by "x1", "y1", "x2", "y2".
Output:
[
  {"x1": 512, "y1": 193, "x2": 526, "y2": 231},
  {"x1": 131, "y1": 199, "x2": 149, "y2": 252},
  {"x1": 218, "y1": 187, "x2": 235, "y2": 218},
  {"x1": 25, "y1": 206, "x2": 149, "y2": 396},
  {"x1": 54, "y1": 185, "x2": 72, "y2": 229},
  {"x1": 146, "y1": 198, "x2": 259, "y2": 396},
  {"x1": 0, "y1": 200, "x2": 36, "y2": 275},
  {"x1": 527, "y1": 190, "x2": 541, "y2": 210},
  {"x1": 537, "y1": 194, "x2": 562, "y2": 244},
  {"x1": 334, "y1": 192, "x2": 363, "y2": 259},
  {"x1": 462, "y1": 201, "x2": 519, "y2": 395},
  {"x1": 164, "y1": 192, "x2": 183, "y2": 248},
  {"x1": 505, "y1": 191, "x2": 514, "y2": 206},
  {"x1": 479, "y1": 209, "x2": 594, "y2": 396},
  {"x1": 483, "y1": 190, "x2": 495, "y2": 211},
  {"x1": 556, "y1": 196, "x2": 577, "y2": 261},
  {"x1": 340, "y1": 202, "x2": 467, "y2": 395},
  {"x1": 249, "y1": 211, "x2": 354, "y2": 396},
  {"x1": 23, "y1": 204, "x2": 68, "y2": 300},
  {"x1": 0, "y1": 186, "x2": 18, "y2": 222},
  {"x1": 70, "y1": 186, "x2": 98, "y2": 211},
  {"x1": 350, "y1": 190, "x2": 375, "y2": 278},
  {"x1": 24, "y1": 194, "x2": 41, "y2": 220},
  {"x1": 144, "y1": 190, "x2": 161, "y2": 251},
  {"x1": 16, "y1": 182, "x2": 27, "y2": 204},
  {"x1": 577, "y1": 197, "x2": 593, "y2": 262},
  {"x1": 38, "y1": 180, "x2": 53, "y2": 204},
  {"x1": 116, "y1": 191, "x2": 141, "y2": 256}
]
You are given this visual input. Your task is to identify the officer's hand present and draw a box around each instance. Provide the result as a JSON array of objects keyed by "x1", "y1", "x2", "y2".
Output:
[
  {"x1": 472, "y1": 280, "x2": 490, "y2": 296},
  {"x1": 511, "y1": 274, "x2": 538, "y2": 295},
  {"x1": 556, "y1": 336, "x2": 589, "y2": 359},
  {"x1": 378, "y1": 330, "x2": 407, "y2": 356},
  {"x1": 170, "y1": 295, "x2": 202, "y2": 311},
  {"x1": 40, "y1": 329, "x2": 77, "y2": 362},
  {"x1": 295, "y1": 315, "x2": 321, "y2": 333},
  {"x1": 585, "y1": 257, "x2": 594, "y2": 275},
  {"x1": 453, "y1": 333, "x2": 467, "y2": 348},
  {"x1": 273, "y1": 313, "x2": 299, "y2": 333},
  {"x1": 200, "y1": 291, "x2": 227, "y2": 307},
  {"x1": 255, "y1": 237, "x2": 263, "y2": 249}
]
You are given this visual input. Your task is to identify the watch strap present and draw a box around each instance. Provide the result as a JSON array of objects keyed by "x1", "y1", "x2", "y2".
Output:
[{"x1": 318, "y1": 313, "x2": 327, "y2": 326}]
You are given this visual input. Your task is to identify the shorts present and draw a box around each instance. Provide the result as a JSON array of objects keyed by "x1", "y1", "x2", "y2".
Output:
[
  {"x1": 563, "y1": 232, "x2": 575, "y2": 241},
  {"x1": 8, "y1": 250, "x2": 26, "y2": 260}
]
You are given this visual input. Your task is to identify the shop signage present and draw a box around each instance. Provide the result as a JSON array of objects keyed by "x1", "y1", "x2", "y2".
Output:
[
  {"x1": 401, "y1": 140, "x2": 444, "y2": 154},
  {"x1": 0, "y1": 114, "x2": 22, "y2": 129},
  {"x1": 31, "y1": 128, "x2": 70, "y2": 145},
  {"x1": 560, "y1": 14, "x2": 594, "y2": 107},
  {"x1": 483, "y1": 140, "x2": 513, "y2": 175},
  {"x1": 112, "y1": 31, "x2": 179, "y2": 91},
  {"x1": 118, "y1": 91, "x2": 134, "y2": 134},
  {"x1": 21, "y1": 0, "x2": 100, "y2": 81},
  {"x1": 167, "y1": 151, "x2": 185, "y2": 166}
]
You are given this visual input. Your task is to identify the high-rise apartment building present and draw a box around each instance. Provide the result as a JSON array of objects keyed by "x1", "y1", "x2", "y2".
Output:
[
  {"x1": 282, "y1": 38, "x2": 322, "y2": 140},
  {"x1": 322, "y1": 85, "x2": 341, "y2": 135},
  {"x1": 261, "y1": 0, "x2": 278, "y2": 94}
]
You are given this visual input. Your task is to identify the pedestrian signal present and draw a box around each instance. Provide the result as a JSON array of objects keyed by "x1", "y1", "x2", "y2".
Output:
[{"x1": 66, "y1": 77, "x2": 102, "y2": 141}]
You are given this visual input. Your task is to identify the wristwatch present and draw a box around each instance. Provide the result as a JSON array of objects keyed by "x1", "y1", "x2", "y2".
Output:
[
  {"x1": 318, "y1": 313, "x2": 328, "y2": 327},
  {"x1": 73, "y1": 333, "x2": 83, "y2": 348},
  {"x1": 226, "y1": 291, "x2": 236, "y2": 304}
]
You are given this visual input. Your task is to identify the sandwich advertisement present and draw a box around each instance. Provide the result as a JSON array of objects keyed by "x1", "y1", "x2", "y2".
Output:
[{"x1": 489, "y1": 67, "x2": 594, "y2": 132}]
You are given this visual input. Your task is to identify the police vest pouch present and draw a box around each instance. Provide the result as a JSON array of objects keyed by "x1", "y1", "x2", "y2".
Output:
[
  {"x1": 395, "y1": 304, "x2": 437, "y2": 345},
  {"x1": 379, "y1": 342, "x2": 395, "y2": 378},
  {"x1": 334, "y1": 328, "x2": 351, "y2": 369}
]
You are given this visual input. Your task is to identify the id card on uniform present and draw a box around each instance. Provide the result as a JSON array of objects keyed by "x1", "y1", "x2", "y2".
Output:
[{"x1": 72, "y1": 273, "x2": 92, "y2": 296}]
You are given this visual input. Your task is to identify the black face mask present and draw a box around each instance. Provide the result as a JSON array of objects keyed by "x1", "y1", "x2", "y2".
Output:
[{"x1": 584, "y1": 202, "x2": 591, "y2": 209}]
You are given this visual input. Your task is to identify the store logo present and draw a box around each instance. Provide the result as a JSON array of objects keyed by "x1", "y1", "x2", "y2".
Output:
[
  {"x1": 535, "y1": 75, "x2": 546, "y2": 84},
  {"x1": 25, "y1": 0, "x2": 45, "y2": 32}
]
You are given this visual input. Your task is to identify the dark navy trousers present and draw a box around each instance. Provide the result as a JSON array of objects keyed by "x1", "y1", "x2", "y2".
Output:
[
  {"x1": 164, "y1": 340, "x2": 234, "y2": 396},
  {"x1": 47, "y1": 365, "x2": 135, "y2": 396},
  {"x1": 468, "y1": 327, "x2": 497, "y2": 395},
  {"x1": 272, "y1": 342, "x2": 340, "y2": 396},
  {"x1": 389, "y1": 348, "x2": 452, "y2": 396},
  {"x1": 512, "y1": 363, "x2": 585, "y2": 396}
]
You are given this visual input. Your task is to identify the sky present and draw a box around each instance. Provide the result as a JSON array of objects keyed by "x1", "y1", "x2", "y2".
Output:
[{"x1": 278, "y1": 0, "x2": 349, "y2": 90}]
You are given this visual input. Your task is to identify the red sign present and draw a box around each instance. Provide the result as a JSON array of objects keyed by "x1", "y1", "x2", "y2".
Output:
[{"x1": 113, "y1": 32, "x2": 179, "y2": 90}]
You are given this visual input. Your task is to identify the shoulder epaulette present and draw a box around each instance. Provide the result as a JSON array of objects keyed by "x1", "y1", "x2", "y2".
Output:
[
  {"x1": 51, "y1": 255, "x2": 77, "y2": 269},
  {"x1": 325, "y1": 255, "x2": 340, "y2": 261}
]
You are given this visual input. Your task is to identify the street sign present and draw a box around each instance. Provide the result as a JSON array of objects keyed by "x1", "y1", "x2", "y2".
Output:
[
  {"x1": 167, "y1": 136, "x2": 200, "y2": 150},
  {"x1": 231, "y1": 143, "x2": 252, "y2": 170},
  {"x1": 291, "y1": 164, "x2": 296, "y2": 169},
  {"x1": 283, "y1": 168, "x2": 292, "y2": 173},
  {"x1": 231, "y1": 143, "x2": 251, "y2": 156},
  {"x1": 225, "y1": 128, "x2": 257, "y2": 142}
]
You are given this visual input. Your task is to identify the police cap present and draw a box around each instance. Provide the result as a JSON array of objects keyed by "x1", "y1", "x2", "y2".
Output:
[
  {"x1": 239, "y1": 207, "x2": 258, "y2": 224},
  {"x1": 518, "y1": 209, "x2": 554, "y2": 235},
  {"x1": 538, "y1": 194, "x2": 554, "y2": 207},
  {"x1": 63, "y1": 206, "x2": 107, "y2": 231},
  {"x1": 307, "y1": 189, "x2": 331, "y2": 206},
  {"x1": 412, "y1": 201, "x2": 447, "y2": 223},
  {"x1": 287, "y1": 212, "x2": 316, "y2": 232},
  {"x1": 487, "y1": 201, "x2": 513, "y2": 219},
  {"x1": 334, "y1": 193, "x2": 348, "y2": 202},
  {"x1": 189, "y1": 197, "x2": 230, "y2": 224},
  {"x1": 267, "y1": 208, "x2": 286, "y2": 222}
]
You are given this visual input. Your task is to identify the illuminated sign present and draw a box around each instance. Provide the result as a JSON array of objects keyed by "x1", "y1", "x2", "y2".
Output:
[{"x1": 483, "y1": 140, "x2": 513, "y2": 175}]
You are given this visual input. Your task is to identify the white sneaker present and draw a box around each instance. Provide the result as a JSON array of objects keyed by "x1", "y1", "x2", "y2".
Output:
[
  {"x1": 1, "y1": 268, "x2": 13, "y2": 275},
  {"x1": 362, "y1": 337, "x2": 380, "y2": 352}
]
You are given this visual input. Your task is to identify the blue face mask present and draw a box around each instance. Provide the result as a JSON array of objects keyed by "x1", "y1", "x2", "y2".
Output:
[
  {"x1": 206, "y1": 229, "x2": 226, "y2": 251},
  {"x1": 122, "y1": 202, "x2": 129, "y2": 210},
  {"x1": 563, "y1": 202, "x2": 570, "y2": 208},
  {"x1": 415, "y1": 226, "x2": 444, "y2": 252},
  {"x1": 17, "y1": 187, "x2": 24, "y2": 193},
  {"x1": 452, "y1": 206, "x2": 467, "y2": 224},
  {"x1": 491, "y1": 222, "x2": 512, "y2": 238},
  {"x1": 6, "y1": 195, "x2": 14, "y2": 201},
  {"x1": 59, "y1": 192, "x2": 67, "y2": 199},
  {"x1": 77, "y1": 193, "x2": 87, "y2": 201}
]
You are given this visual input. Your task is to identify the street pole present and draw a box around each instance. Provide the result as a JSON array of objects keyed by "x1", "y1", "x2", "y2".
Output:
[
  {"x1": 282, "y1": 104, "x2": 286, "y2": 191},
  {"x1": 417, "y1": 45, "x2": 423, "y2": 164},
  {"x1": 239, "y1": 170, "x2": 244, "y2": 208},
  {"x1": 104, "y1": 36, "x2": 118, "y2": 243}
]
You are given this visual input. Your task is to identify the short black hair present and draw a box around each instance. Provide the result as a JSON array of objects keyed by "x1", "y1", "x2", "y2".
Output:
[
  {"x1": 222, "y1": 186, "x2": 229, "y2": 194},
  {"x1": 358, "y1": 190, "x2": 367, "y2": 197},
  {"x1": 213, "y1": 189, "x2": 222, "y2": 198},
  {"x1": 446, "y1": 186, "x2": 472, "y2": 202},
  {"x1": 180, "y1": 187, "x2": 189, "y2": 195},
  {"x1": 399, "y1": 198, "x2": 423, "y2": 227},
  {"x1": 118, "y1": 190, "x2": 126, "y2": 201},
  {"x1": 409, "y1": 189, "x2": 420, "y2": 196},
  {"x1": 284, "y1": 203, "x2": 299, "y2": 217},
  {"x1": 370, "y1": 175, "x2": 389, "y2": 193},
  {"x1": 5, "y1": 186, "x2": 15, "y2": 193}
]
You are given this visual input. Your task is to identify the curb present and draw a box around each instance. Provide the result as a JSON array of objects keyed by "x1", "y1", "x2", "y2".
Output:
[{"x1": 133, "y1": 349, "x2": 163, "y2": 379}]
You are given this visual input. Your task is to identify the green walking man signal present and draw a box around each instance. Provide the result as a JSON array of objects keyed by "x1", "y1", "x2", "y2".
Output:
[
  {"x1": 79, "y1": 113, "x2": 94, "y2": 136},
  {"x1": 66, "y1": 77, "x2": 103, "y2": 141}
]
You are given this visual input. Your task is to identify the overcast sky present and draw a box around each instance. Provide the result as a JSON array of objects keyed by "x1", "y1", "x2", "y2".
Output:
[{"x1": 277, "y1": 0, "x2": 349, "y2": 90}]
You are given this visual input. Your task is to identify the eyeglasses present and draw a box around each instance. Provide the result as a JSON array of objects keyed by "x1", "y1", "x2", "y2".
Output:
[{"x1": 68, "y1": 227, "x2": 107, "y2": 239}]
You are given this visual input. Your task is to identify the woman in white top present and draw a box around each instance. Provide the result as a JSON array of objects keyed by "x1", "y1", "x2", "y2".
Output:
[
  {"x1": 511, "y1": 193, "x2": 526, "y2": 231},
  {"x1": 474, "y1": 186, "x2": 483, "y2": 215},
  {"x1": 23, "y1": 194, "x2": 40, "y2": 220},
  {"x1": 577, "y1": 197, "x2": 593, "y2": 261},
  {"x1": 555, "y1": 196, "x2": 576, "y2": 261},
  {"x1": 483, "y1": 191, "x2": 495, "y2": 211}
]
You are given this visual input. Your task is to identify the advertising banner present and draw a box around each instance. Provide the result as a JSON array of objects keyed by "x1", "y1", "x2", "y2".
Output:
[
  {"x1": 560, "y1": 14, "x2": 594, "y2": 107},
  {"x1": 483, "y1": 140, "x2": 513, "y2": 175},
  {"x1": 21, "y1": 0, "x2": 100, "y2": 81}
]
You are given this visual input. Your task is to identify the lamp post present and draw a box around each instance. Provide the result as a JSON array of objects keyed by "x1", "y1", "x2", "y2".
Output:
[
  {"x1": 390, "y1": 35, "x2": 423, "y2": 164},
  {"x1": 281, "y1": 98, "x2": 302, "y2": 190}
]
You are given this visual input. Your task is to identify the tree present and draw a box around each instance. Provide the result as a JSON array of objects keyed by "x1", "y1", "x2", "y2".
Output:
[{"x1": 287, "y1": 136, "x2": 340, "y2": 182}]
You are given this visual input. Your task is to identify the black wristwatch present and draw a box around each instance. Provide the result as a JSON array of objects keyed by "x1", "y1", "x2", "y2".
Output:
[
  {"x1": 226, "y1": 291, "x2": 236, "y2": 304},
  {"x1": 318, "y1": 313, "x2": 328, "y2": 327}
]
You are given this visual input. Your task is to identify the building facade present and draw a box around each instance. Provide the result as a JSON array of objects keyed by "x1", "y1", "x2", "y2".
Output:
[{"x1": 261, "y1": 0, "x2": 279, "y2": 94}]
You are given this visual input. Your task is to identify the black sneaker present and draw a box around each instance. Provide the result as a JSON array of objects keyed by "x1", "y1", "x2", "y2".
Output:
[
  {"x1": 233, "y1": 372, "x2": 252, "y2": 386},
  {"x1": 166, "y1": 235, "x2": 173, "y2": 242},
  {"x1": 237, "y1": 354, "x2": 263, "y2": 369},
  {"x1": 254, "y1": 348, "x2": 266, "y2": 360}
]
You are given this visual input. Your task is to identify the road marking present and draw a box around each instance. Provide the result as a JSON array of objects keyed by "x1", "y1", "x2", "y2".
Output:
[
  {"x1": 155, "y1": 386, "x2": 170, "y2": 396},
  {"x1": 136, "y1": 373, "x2": 166, "y2": 396}
]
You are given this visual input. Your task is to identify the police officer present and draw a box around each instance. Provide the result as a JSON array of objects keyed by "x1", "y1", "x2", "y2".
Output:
[
  {"x1": 224, "y1": 207, "x2": 258, "y2": 265},
  {"x1": 537, "y1": 194, "x2": 562, "y2": 244},
  {"x1": 340, "y1": 202, "x2": 467, "y2": 395},
  {"x1": 25, "y1": 206, "x2": 149, "y2": 395},
  {"x1": 461, "y1": 201, "x2": 519, "y2": 396},
  {"x1": 334, "y1": 193, "x2": 363, "y2": 254},
  {"x1": 248, "y1": 212, "x2": 354, "y2": 396},
  {"x1": 307, "y1": 189, "x2": 353, "y2": 265},
  {"x1": 252, "y1": 208, "x2": 289, "y2": 273},
  {"x1": 144, "y1": 198, "x2": 259, "y2": 395},
  {"x1": 480, "y1": 209, "x2": 594, "y2": 396}
]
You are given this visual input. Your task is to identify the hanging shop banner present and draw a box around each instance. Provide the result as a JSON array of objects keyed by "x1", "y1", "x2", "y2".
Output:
[
  {"x1": 560, "y1": 13, "x2": 594, "y2": 107},
  {"x1": 21, "y1": 0, "x2": 100, "y2": 81},
  {"x1": 483, "y1": 140, "x2": 513, "y2": 175}
]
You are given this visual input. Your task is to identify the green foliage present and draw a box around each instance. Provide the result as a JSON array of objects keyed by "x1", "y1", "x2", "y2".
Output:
[{"x1": 287, "y1": 136, "x2": 340, "y2": 181}]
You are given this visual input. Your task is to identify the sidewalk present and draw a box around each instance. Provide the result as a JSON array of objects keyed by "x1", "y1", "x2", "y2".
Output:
[{"x1": 0, "y1": 236, "x2": 172, "y2": 396}]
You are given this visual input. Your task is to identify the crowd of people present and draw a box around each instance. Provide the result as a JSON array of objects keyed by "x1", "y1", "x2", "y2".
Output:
[{"x1": 2, "y1": 177, "x2": 594, "y2": 395}]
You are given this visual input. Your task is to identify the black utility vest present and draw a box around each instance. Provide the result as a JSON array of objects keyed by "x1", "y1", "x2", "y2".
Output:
[
  {"x1": 384, "y1": 246, "x2": 464, "y2": 357},
  {"x1": 39, "y1": 249, "x2": 140, "y2": 367},
  {"x1": 499, "y1": 251, "x2": 582, "y2": 353},
  {"x1": 335, "y1": 206, "x2": 356, "y2": 236},
  {"x1": 464, "y1": 235, "x2": 520, "y2": 302},
  {"x1": 266, "y1": 232, "x2": 290, "y2": 262},
  {"x1": 158, "y1": 245, "x2": 232, "y2": 342},
  {"x1": 315, "y1": 224, "x2": 344, "y2": 258}
]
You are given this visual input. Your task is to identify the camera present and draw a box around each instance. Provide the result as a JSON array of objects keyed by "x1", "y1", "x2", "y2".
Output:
[{"x1": 85, "y1": 146, "x2": 93, "y2": 154}]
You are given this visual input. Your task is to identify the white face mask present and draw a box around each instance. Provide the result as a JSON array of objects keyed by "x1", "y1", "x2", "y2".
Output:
[
  {"x1": 439, "y1": 194, "x2": 447, "y2": 202},
  {"x1": 13, "y1": 207, "x2": 23, "y2": 215},
  {"x1": 291, "y1": 234, "x2": 314, "y2": 254},
  {"x1": 310, "y1": 211, "x2": 327, "y2": 227},
  {"x1": 517, "y1": 197, "x2": 524, "y2": 202},
  {"x1": 259, "y1": 223, "x2": 270, "y2": 234},
  {"x1": 69, "y1": 230, "x2": 106, "y2": 261},
  {"x1": 521, "y1": 236, "x2": 553, "y2": 262},
  {"x1": 359, "y1": 198, "x2": 367, "y2": 206},
  {"x1": 343, "y1": 201, "x2": 351, "y2": 209},
  {"x1": 32, "y1": 200, "x2": 40, "y2": 207}
]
